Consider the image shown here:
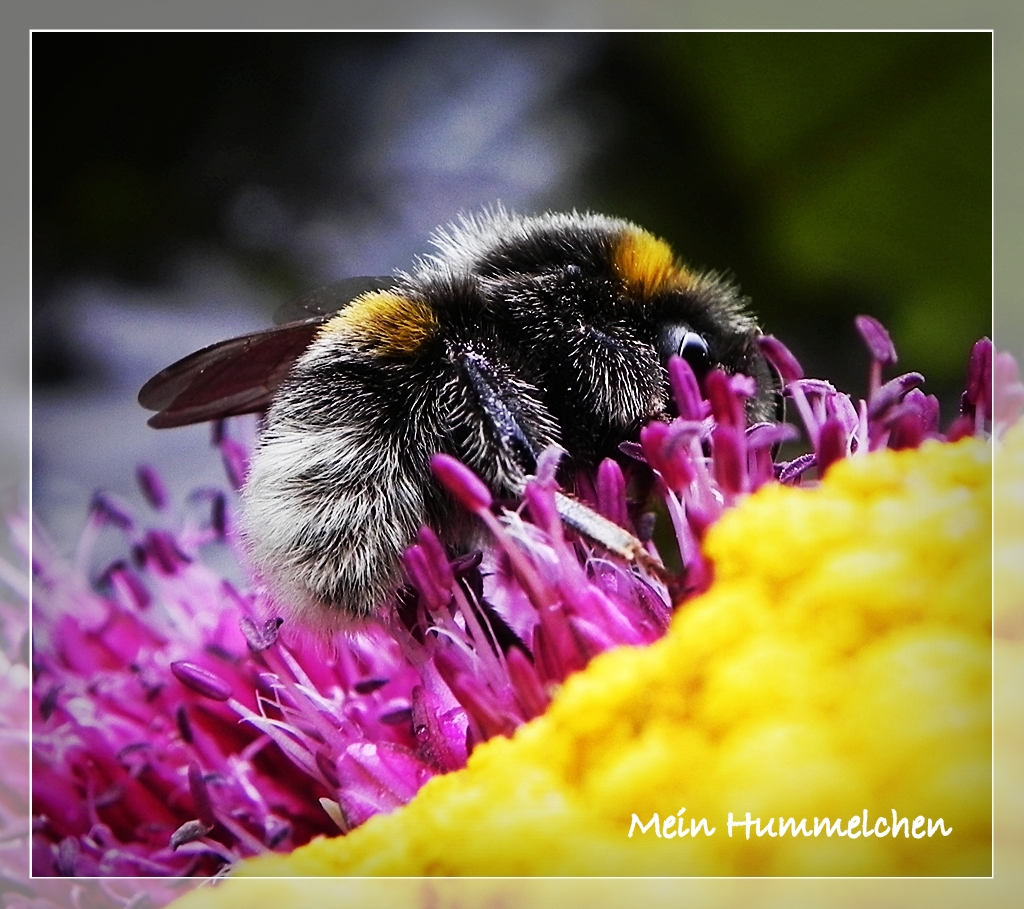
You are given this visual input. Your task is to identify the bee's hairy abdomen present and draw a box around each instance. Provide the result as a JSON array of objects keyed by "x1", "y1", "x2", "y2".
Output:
[{"x1": 238, "y1": 410, "x2": 425, "y2": 627}]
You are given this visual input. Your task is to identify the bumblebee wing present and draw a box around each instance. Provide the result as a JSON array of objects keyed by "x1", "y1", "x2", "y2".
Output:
[
  {"x1": 138, "y1": 317, "x2": 326, "y2": 428},
  {"x1": 272, "y1": 276, "x2": 396, "y2": 324},
  {"x1": 140, "y1": 278, "x2": 396, "y2": 429}
]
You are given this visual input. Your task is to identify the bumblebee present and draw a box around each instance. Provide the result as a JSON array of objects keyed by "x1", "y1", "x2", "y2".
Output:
[{"x1": 140, "y1": 208, "x2": 775, "y2": 629}]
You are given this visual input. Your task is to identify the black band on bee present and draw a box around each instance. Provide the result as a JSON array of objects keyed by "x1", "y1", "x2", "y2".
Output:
[
  {"x1": 470, "y1": 218, "x2": 614, "y2": 279},
  {"x1": 467, "y1": 217, "x2": 694, "y2": 306}
]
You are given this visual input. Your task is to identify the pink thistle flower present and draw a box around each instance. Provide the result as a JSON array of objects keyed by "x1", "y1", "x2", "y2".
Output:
[
  {"x1": 25, "y1": 316, "x2": 1004, "y2": 882},
  {"x1": 30, "y1": 450, "x2": 444, "y2": 876}
]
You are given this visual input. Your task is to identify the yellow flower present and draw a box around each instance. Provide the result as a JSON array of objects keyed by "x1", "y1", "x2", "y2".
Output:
[{"x1": 172, "y1": 427, "x2": 1006, "y2": 904}]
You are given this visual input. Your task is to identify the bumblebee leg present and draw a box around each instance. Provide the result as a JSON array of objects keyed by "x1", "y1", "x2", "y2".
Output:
[
  {"x1": 451, "y1": 350, "x2": 666, "y2": 578},
  {"x1": 458, "y1": 351, "x2": 540, "y2": 480}
]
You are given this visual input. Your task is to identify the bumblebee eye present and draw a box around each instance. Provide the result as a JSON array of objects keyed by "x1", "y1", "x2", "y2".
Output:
[
  {"x1": 658, "y1": 324, "x2": 712, "y2": 375},
  {"x1": 678, "y1": 331, "x2": 710, "y2": 374}
]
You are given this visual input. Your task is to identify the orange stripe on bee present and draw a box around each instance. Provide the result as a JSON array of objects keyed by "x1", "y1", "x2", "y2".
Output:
[
  {"x1": 613, "y1": 229, "x2": 694, "y2": 297},
  {"x1": 319, "y1": 291, "x2": 438, "y2": 355}
]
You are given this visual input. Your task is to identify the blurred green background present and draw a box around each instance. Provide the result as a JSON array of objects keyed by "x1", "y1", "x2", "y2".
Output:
[{"x1": 33, "y1": 31, "x2": 991, "y2": 442}]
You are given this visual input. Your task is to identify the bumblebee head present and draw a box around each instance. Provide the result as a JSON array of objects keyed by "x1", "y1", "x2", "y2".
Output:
[{"x1": 610, "y1": 224, "x2": 778, "y2": 422}]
